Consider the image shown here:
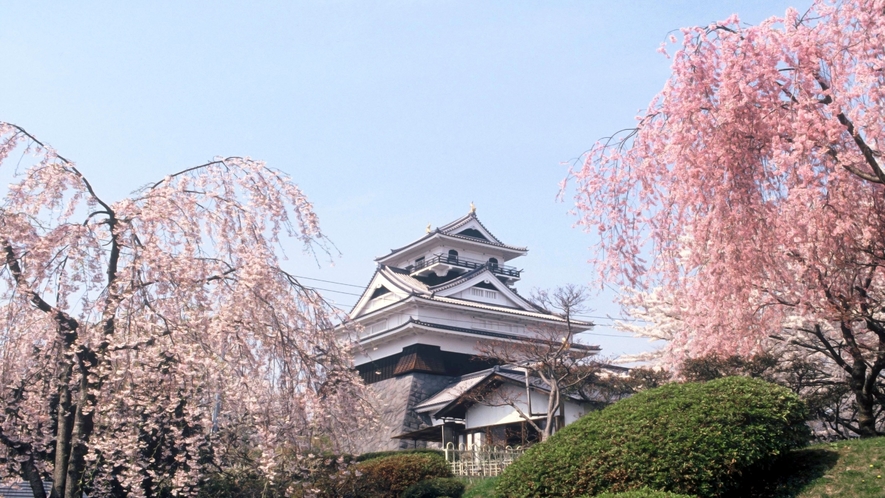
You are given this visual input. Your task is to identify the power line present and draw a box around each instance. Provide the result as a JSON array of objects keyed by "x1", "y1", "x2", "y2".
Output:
[
  {"x1": 292, "y1": 275, "x2": 365, "y2": 288},
  {"x1": 574, "y1": 314, "x2": 641, "y2": 323},
  {"x1": 308, "y1": 286, "x2": 364, "y2": 297}
]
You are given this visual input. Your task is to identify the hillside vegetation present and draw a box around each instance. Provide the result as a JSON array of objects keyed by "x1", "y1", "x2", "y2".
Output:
[
  {"x1": 496, "y1": 377, "x2": 810, "y2": 497},
  {"x1": 465, "y1": 437, "x2": 885, "y2": 497},
  {"x1": 762, "y1": 436, "x2": 885, "y2": 498}
]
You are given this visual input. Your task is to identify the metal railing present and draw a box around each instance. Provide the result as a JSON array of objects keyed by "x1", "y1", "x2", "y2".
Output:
[
  {"x1": 444, "y1": 443, "x2": 526, "y2": 477},
  {"x1": 407, "y1": 254, "x2": 521, "y2": 278}
]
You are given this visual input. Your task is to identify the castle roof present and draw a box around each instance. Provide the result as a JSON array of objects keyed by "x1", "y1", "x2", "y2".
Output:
[
  {"x1": 349, "y1": 265, "x2": 592, "y2": 330},
  {"x1": 375, "y1": 211, "x2": 528, "y2": 264}
]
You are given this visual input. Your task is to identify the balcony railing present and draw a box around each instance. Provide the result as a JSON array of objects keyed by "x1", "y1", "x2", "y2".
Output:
[{"x1": 406, "y1": 254, "x2": 521, "y2": 278}]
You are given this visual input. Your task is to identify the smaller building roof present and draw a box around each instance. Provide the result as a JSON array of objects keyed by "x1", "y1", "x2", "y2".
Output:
[
  {"x1": 414, "y1": 368, "x2": 496, "y2": 414},
  {"x1": 415, "y1": 365, "x2": 597, "y2": 421},
  {"x1": 0, "y1": 482, "x2": 51, "y2": 498}
]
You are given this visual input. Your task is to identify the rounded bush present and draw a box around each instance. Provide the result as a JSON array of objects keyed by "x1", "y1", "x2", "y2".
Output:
[
  {"x1": 401, "y1": 477, "x2": 466, "y2": 498},
  {"x1": 496, "y1": 377, "x2": 810, "y2": 498},
  {"x1": 343, "y1": 452, "x2": 453, "y2": 498}
]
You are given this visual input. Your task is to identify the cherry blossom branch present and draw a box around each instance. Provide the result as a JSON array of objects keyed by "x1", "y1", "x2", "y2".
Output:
[{"x1": 2, "y1": 240, "x2": 79, "y2": 341}]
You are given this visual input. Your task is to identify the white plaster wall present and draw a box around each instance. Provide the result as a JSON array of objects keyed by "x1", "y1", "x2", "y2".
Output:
[
  {"x1": 465, "y1": 384, "x2": 545, "y2": 429},
  {"x1": 464, "y1": 384, "x2": 590, "y2": 430},
  {"x1": 352, "y1": 304, "x2": 565, "y2": 366},
  {"x1": 564, "y1": 399, "x2": 590, "y2": 424},
  {"x1": 352, "y1": 327, "x2": 487, "y2": 366},
  {"x1": 451, "y1": 287, "x2": 510, "y2": 306},
  {"x1": 364, "y1": 293, "x2": 399, "y2": 313}
]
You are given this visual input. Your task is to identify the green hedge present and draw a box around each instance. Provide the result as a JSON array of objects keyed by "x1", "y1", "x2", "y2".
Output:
[
  {"x1": 589, "y1": 488, "x2": 696, "y2": 498},
  {"x1": 341, "y1": 452, "x2": 453, "y2": 498},
  {"x1": 401, "y1": 477, "x2": 466, "y2": 498},
  {"x1": 355, "y1": 448, "x2": 445, "y2": 463},
  {"x1": 496, "y1": 377, "x2": 810, "y2": 498}
]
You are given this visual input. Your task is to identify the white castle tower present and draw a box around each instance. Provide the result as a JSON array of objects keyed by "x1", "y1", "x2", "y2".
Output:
[{"x1": 345, "y1": 207, "x2": 596, "y2": 451}]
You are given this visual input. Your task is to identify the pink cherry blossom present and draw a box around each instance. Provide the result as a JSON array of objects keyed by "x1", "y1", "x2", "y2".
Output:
[
  {"x1": 565, "y1": 0, "x2": 885, "y2": 437},
  {"x1": 0, "y1": 123, "x2": 372, "y2": 497}
]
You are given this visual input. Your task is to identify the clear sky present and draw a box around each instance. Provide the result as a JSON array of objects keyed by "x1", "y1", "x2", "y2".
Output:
[{"x1": 0, "y1": 0, "x2": 809, "y2": 359}]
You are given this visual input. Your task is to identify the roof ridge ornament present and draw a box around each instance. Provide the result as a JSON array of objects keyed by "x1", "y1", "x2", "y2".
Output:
[
  {"x1": 426, "y1": 223, "x2": 431, "y2": 234},
  {"x1": 469, "y1": 201, "x2": 476, "y2": 214}
]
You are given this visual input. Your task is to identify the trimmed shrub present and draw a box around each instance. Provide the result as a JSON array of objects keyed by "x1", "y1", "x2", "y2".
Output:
[
  {"x1": 496, "y1": 377, "x2": 810, "y2": 498},
  {"x1": 401, "y1": 477, "x2": 466, "y2": 498},
  {"x1": 341, "y1": 452, "x2": 453, "y2": 498},
  {"x1": 589, "y1": 488, "x2": 697, "y2": 498},
  {"x1": 199, "y1": 469, "x2": 293, "y2": 498},
  {"x1": 355, "y1": 448, "x2": 446, "y2": 463}
]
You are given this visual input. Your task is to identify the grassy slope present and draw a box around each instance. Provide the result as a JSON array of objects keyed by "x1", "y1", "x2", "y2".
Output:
[
  {"x1": 787, "y1": 436, "x2": 885, "y2": 498},
  {"x1": 461, "y1": 437, "x2": 885, "y2": 498},
  {"x1": 463, "y1": 477, "x2": 498, "y2": 498}
]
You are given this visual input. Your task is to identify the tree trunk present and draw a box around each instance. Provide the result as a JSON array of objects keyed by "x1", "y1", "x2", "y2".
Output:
[
  {"x1": 51, "y1": 363, "x2": 74, "y2": 498},
  {"x1": 64, "y1": 358, "x2": 96, "y2": 498},
  {"x1": 849, "y1": 363, "x2": 879, "y2": 438},
  {"x1": 819, "y1": 321, "x2": 883, "y2": 438},
  {"x1": 855, "y1": 390, "x2": 878, "y2": 438},
  {"x1": 21, "y1": 453, "x2": 47, "y2": 498}
]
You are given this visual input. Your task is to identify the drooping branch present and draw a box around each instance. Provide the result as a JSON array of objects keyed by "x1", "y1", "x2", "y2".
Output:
[{"x1": 3, "y1": 240, "x2": 79, "y2": 342}]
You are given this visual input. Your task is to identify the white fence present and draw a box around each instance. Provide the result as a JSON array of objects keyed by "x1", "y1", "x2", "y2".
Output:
[{"x1": 443, "y1": 443, "x2": 526, "y2": 477}]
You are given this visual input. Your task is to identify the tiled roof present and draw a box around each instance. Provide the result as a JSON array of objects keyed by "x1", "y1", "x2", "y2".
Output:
[
  {"x1": 437, "y1": 212, "x2": 506, "y2": 245},
  {"x1": 0, "y1": 482, "x2": 51, "y2": 498},
  {"x1": 372, "y1": 266, "x2": 593, "y2": 328},
  {"x1": 360, "y1": 317, "x2": 532, "y2": 344},
  {"x1": 441, "y1": 232, "x2": 527, "y2": 252},
  {"x1": 379, "y1": 265, "x2": 541, "y2": 314},
  {"x1": 416, "y1": 295, "x2": 594, "y2": 327},
  {"x1": 437, "y1": 212, "x2": 526, "y2": 251},
  {"x1": 411, "y1": 319, "x2": 542, "y2": 342},
  {"x1": 436, "y1": 212, "x2": 479, "y2": 234},
  {"x1": 376, "y1": 213, "x2": 528, "y2": 261},
  {"x1": 359, "y1": 318, "x2": 599, "y2": 357},
  {"x1": 416, "y1": 366, "x2": 593, "y2": 415},
  {"x1": 425, "y1": 266, "x2": 488, "y2": 292},
  {"x1": 414, "y1": 368, "x2": 494, "y2": 411},
  {"x1": 382, "y1": 266, "x2": 431, "y2": 293}
]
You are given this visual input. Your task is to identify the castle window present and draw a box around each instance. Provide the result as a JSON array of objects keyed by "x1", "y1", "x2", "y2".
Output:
[
  {"x1": 369, "y1": 286, "x2": 391, "y2": 299},
  {"x1": 488, "y1": 257, "x2": 498, "y2": 269},
  {"x1": 447, "y1": 250, "x2": 459, "y2": 263}
]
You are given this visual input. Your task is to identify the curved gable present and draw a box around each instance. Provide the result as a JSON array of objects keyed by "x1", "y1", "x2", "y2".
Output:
[
  {"x1": 433, "y1": 268, "x2": 538, "y2": 311},
  {"x1": 350, "y1": 271, "x2": 418, "y2": 318}
]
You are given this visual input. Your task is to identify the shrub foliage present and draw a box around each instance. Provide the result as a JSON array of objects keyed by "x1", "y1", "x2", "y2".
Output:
[
  {"x1": 354, "y1": 448, "x2": 445, "y2": 463},
  {"x1": 496, "y1": 377, "x2": 810, "y2": 498},
  {"x1": 590, "y1": 488, "x2": 697, "y2": 498},
  {"x1": 340, "y1": 452, "x2": 452, "y2": 498},
  {"x1": 401, "y1": 477, "x2": 466, "y2": 498}
]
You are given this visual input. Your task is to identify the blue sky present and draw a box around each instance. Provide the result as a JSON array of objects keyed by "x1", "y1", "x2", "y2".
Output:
[{"x1": 0, "y1": 1, "x2": 808, "y2": 359}]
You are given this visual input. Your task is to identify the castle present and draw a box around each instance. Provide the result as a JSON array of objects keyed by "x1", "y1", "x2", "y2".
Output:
[{"x1": 343, "y1": 208, "x2": 597, "y2": 451}]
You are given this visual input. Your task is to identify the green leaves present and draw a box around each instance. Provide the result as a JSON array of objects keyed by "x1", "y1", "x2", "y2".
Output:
[{"x1": 495, "y1": 377, "x2": 810, "y2": 498}]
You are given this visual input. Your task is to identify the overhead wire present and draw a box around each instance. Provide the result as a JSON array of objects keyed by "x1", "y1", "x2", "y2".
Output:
[{"x1": 291, "y1": 275, "x2": 365, "y2": 288}]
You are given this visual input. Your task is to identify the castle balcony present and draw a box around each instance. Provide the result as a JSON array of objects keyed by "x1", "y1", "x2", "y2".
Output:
[{"x1": 406, "y1": 253, "x2": 521, "y2": 283}]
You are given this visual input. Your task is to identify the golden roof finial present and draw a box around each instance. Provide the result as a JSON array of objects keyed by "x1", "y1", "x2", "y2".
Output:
[
  {"x1": 469, "y1": 201, "x2": 476, "y2": 214},
  {"x1": 426, "y1": 223, "x2": 432, "y2": 234}
]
